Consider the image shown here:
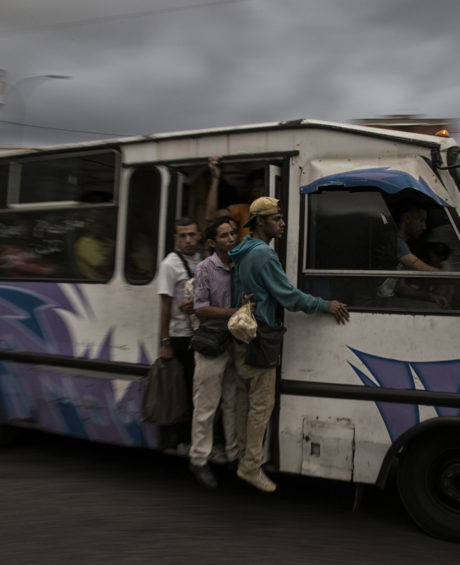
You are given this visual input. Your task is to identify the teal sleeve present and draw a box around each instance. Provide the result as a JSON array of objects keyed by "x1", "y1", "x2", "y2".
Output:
[{"x1": 259, "y1": 256, "x2": 330, "y2": 314}]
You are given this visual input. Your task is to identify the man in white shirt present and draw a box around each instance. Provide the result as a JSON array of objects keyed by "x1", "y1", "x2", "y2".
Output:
[{"x1": 157, "y1": 217, "x2": 202, "y2": 447}]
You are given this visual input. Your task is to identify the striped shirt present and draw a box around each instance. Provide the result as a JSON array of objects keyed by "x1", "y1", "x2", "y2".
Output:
[{"x1": 193, "y1": 252, "x2": 233, "y2": 331}]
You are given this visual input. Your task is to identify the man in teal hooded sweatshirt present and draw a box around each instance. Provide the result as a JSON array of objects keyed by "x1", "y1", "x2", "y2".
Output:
[{"x1": 229, "y1": 196, "x2": 349, "y2": 493}]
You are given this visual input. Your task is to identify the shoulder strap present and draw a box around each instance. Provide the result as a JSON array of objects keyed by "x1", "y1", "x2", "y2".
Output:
[{"x1": 174, "y1": 251, "x2": 193, "y2": 279}]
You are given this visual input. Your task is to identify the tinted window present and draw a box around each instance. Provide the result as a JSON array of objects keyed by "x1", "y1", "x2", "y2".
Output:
[
  {"x1": 124, "y1": 169, "x2": 161, "y2": 284},
  {"x1": 0, "y1": 206, "x2": 116, "y2": 281},
  {"x1": 3, "y1": 151, "x2": 117, "y2": 207},
  {"x1": 302, "y1": 189, "x2": 460, "y2": 313}
]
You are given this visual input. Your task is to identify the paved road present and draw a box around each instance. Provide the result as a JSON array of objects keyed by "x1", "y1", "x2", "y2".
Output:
[{"x1": 0, "y1": 431, "x2": 458, "y2": 565}]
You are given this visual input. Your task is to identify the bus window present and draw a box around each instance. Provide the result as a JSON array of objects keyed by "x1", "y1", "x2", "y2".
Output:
[
  {"x1": 447, "y1": 146, "x2": 460, "y2": 193},
  {"x1": 0, "y1": 150, "x2": 119, "y2": 282},
  {"x1": 302, "y1": 189, "x2": 460, "y2": 312},
  {"x1": 5, "y1": 151, "x2": 117, "y2": 206},
  {"x1": 0, "y1": 206, "x2": 116, "y2": 281},
  {"x1": 124, "y1": 169, "x2": 161, "y2": 284},
  {"x1": 73, "y1": 206, "x2": 116, "y2": 281},
  {"x1": 0, "y1": 164, "x2": 8, "y2": 208}
]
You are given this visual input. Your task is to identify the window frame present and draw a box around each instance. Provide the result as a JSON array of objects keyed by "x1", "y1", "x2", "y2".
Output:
[
  {"x1": 2, "y1": 149, "x2": 120, "y2": 210},
  {"x1": 0, "y1": 149, "x2": 120, "y2": 283},
  {"x1": 299, "y1": 189, "x2": 460, "y2": 315},
  {"x1": 123, "y1": 167, "x2": 162, "y2": 286}
]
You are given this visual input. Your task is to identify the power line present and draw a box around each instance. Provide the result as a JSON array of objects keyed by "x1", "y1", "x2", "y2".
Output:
[
  {"x1": 0, "y1": 119, "x2": 132, "y2": 138},
  {"x1": 1, "y1": 0, "x2": 250, "y2": 34}
]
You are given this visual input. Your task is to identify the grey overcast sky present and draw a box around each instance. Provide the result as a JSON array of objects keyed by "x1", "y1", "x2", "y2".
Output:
[{"x1": 1, "y1": 0, "x2": 459, "y2": 147}]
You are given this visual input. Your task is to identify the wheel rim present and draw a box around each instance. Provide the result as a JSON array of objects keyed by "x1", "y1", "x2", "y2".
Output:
[{"x1": 432, "y1": 455, "x2": 460, "y2": 510}]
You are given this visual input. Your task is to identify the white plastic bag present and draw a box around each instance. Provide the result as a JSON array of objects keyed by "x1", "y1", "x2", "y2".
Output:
[{"x1": 227, "y1": 302, "x2": 257, "y2": 343}]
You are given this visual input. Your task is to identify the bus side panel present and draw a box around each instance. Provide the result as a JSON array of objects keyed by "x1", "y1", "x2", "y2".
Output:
[
  {"x1": 0, "y1": 362, "x2": 160, "y2": 448},
  {"x1": 0, "y1": 281, "x2": 159, "y2": 363},
  {"x1": 0, "y1": 280, "x2": 162, "y2": 448},
  {"x1": 278, "y1": 312, "x2": 460, "y2": 484}
]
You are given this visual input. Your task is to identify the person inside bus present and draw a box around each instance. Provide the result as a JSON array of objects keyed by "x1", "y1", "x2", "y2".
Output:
[
  {"x1": 205, "y1": 157, "x2": 265, "y2": 241},
  {"x1": 416, "y1": 241, "x2": 455, "y2": 307},
  {"x1": 393, "y1": 199, "x2": 440, "y2": 272},
  {"x1": 74, "y1": 209, "x2": 115, "y2": 281},
  {"x1": 157, "y1": 217, "x2": 203, "y2": 449},
  {"x1": 377, "y1": 200, "x2": 447, "y2": 307}
]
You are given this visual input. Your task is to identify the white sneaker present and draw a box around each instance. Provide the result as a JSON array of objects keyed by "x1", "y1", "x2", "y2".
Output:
[{"x1": 236, "y1": 468, "x2": 277, "y2": 492}]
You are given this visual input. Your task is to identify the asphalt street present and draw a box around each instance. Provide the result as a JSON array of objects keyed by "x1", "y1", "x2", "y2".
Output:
[{"x1": 0, "y1": 431, "x2": 458, "y2": 565}]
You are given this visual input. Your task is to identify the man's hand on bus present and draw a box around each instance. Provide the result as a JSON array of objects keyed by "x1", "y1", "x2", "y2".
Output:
[{"x1": 328, "y1": 300, "x2": 350, "y2": 324}]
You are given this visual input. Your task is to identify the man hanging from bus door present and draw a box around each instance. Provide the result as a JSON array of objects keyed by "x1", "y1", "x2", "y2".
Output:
[
  {"x1": 229, "y1": 197, "x2": 350, "y2": 493},
  {"x1": 157, "y1": 217, "x2": 202, "y2": 450},
  {"x1": 188, "y1": 217, "x2": 241, "y2": 489}
]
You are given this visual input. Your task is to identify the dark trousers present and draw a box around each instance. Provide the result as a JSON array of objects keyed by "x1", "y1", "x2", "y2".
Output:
[
  {"x1": 160, "y1": 336, "x2": 194, "y2": 448},
  {"x1": 171, "y1": 336, "x2": 195, "y2": 405}
]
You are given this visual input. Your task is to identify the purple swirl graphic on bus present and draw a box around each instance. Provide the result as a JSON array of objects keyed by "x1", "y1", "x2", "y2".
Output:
[
  {"x1": 1, "y1": 283, "x2": 459, "y2": 449},
  {"x1": 0, "y1": 283, "x2": 158, "y2": 448}
]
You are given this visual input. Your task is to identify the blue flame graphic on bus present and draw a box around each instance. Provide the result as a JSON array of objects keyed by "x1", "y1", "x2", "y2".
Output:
[
  {"x1": 300, "y1": 167, "x2": 448, "y2": 206},
  {"x1": 349, "y1": 347, "x2": 460, "y2": 441}
]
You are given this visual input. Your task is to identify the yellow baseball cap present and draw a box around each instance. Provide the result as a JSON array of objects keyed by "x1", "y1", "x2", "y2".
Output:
[{"x1": 243, "y1": 197, "x2": 280, "y2": 227}]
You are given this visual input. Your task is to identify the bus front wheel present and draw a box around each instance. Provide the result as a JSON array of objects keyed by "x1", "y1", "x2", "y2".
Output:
[{"x1": 397, "y1": 430, "x2": 460, "y2": 541}]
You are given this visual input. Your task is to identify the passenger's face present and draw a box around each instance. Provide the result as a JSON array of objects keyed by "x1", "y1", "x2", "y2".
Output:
[
  {"x1": 406, "y1": 209, "x2": 427, "y2": 238},
  {"x1": 260, "y1": 212, "x2": 285, "y2": 239},
  {"x1": 174, "y1": 224, "x2": 200, "y2": 255},
  {"x1": 210, "y1": 222, "x2": 237, "y2": 253}
]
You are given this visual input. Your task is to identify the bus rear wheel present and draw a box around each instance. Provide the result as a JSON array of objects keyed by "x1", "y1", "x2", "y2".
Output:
[
  {"x1": 0, "y1": 424, "x2": 22, "y2": 446},
  {"x1": 397, "y1": 430, "x2": 460, "y2": 541}
]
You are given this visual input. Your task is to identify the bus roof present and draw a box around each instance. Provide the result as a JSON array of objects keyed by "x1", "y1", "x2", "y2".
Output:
[{"x1": 0, "y1": 118, "x2": 457, "y2": 159}]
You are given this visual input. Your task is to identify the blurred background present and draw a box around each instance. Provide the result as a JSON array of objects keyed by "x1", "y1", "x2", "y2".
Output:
[{"x1": 1, "y1": 0, "x2": 459, "y2": 149}]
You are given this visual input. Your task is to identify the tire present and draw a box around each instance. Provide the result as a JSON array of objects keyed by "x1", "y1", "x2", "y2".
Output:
[
  {"x1": 397, "y1": 429, "x2": 460, "y2": 541},
  {"x1": 0, "y1": 424, "x2": 22, "y2": 447}
]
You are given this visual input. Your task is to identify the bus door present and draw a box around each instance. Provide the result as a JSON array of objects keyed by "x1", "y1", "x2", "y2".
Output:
[
  {"x1": 266, "y1": 163, "x2": 282, "y2": 252},
  {"x1": 267, "y1": 163, "x2": 282, "y2": 199}
]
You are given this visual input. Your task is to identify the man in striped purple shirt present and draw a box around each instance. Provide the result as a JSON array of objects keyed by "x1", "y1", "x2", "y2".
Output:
[{"x1": 189, "y1": 217, "x2": 239, "y2": 489}]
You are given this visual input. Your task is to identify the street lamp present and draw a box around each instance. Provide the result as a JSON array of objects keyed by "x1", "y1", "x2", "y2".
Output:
[{"x1": 1, "y1": 73, "x2": 72, "y2": 146}]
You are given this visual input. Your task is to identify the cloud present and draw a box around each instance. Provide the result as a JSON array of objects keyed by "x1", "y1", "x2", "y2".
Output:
[{"x1": 1, "y1": 0, "x2": 459, "y2": 146}]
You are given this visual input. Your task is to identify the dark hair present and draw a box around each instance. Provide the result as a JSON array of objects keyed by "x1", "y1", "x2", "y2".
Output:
[
  {"x1": 205, "y1": 216, "x2": 234, "y2": 241},
  {"x1": 392, "y1": 198, "x2": 427, "y2": 224},
  {"x1": 174, "y1": 217, "x2": 198, "y2": 232},
  {"x1": 245, "y1": 216, "x2": 258, "y2": 232}
]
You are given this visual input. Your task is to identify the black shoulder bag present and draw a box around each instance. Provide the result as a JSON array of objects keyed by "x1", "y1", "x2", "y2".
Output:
[
  {"x1": 245, "y1": 323, "x2": 286, "y2": 368},
  {"x1": 190, "y1": 326, "x2": 230, "y2": 357},
  {"x1": 177, "y1": 250, "x2": 230, "y2": 357}
]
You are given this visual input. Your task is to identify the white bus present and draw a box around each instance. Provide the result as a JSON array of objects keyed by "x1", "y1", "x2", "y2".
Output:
[{"x1": 1, "y1": 119, "x2": 460, "y2": 540}]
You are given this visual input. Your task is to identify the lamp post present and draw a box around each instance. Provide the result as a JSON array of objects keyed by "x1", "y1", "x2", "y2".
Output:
[{"x1": 2, "y1": 73, "x2": 71, "y2": 147}]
